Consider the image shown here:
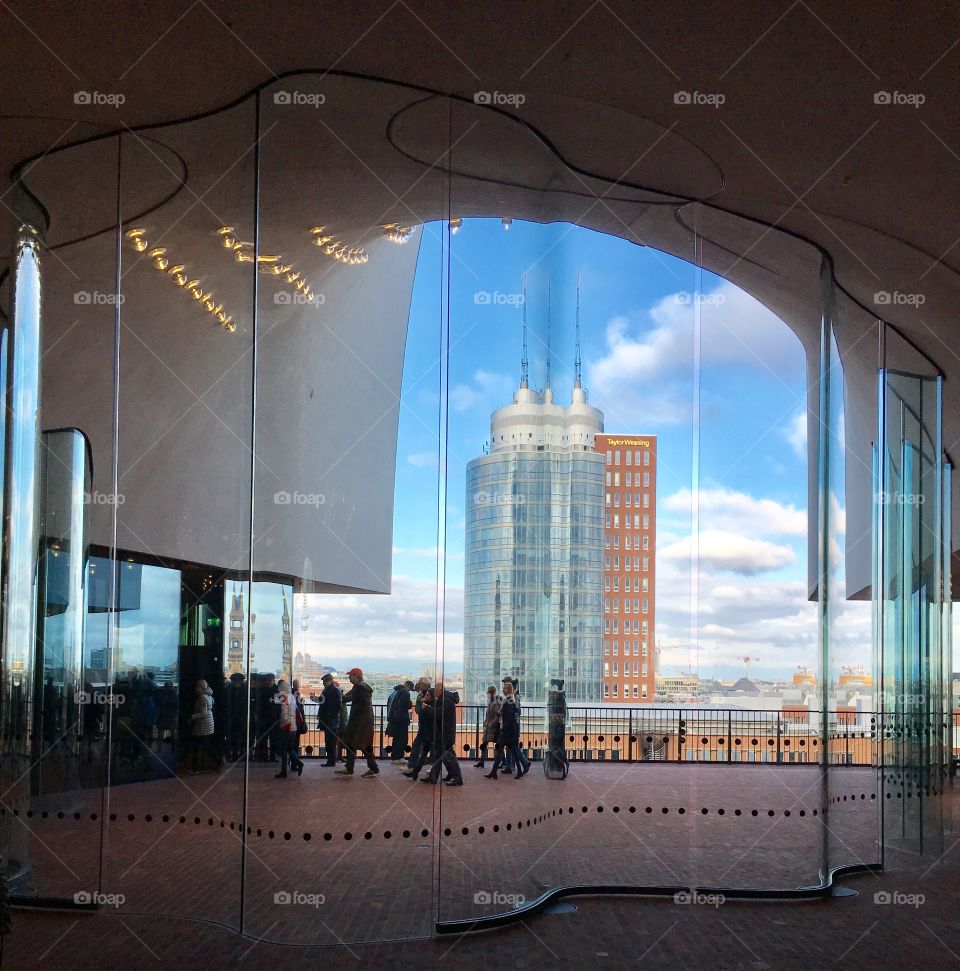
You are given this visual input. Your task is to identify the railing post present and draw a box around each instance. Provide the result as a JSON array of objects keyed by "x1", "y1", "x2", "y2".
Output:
[
  {"x1": 777, "y1": 717, "x2": 782, "y2": 764},
  {"x1": 727, "y1": 710, "x2": 732, "y2": 763},
  {"x1": 628, "y1": 708, "x2": 633, "y2": 763}
]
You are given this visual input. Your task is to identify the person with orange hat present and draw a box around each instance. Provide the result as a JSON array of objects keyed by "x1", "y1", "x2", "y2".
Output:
[{"x1": 336, "y1": 668, "x2": 379, "y2": 777}]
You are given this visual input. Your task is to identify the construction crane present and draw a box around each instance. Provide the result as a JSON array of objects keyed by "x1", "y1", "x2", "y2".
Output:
[{"x1": 738, "y1": 656, "x2": 759, "y2": 680}]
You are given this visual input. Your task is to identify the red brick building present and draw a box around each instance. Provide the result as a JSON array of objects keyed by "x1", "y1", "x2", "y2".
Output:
[{"x1": 595, "y1": 435, "x2": 657, "y2": 703}]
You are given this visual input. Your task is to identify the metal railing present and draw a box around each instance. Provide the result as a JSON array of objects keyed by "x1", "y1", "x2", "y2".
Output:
[{"x1": 295, "y1": 704, "x2": 918, "y2": 767}]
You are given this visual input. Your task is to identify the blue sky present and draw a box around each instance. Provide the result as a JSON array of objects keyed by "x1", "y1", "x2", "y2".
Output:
[{"x1": 299, "y1": 218, "x2": 862, "y2": 682}]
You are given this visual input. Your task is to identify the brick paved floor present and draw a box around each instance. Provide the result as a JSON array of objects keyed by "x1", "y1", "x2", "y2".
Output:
[{"x1": 1, "y1": 760, "x2": 896, "y2": 952}]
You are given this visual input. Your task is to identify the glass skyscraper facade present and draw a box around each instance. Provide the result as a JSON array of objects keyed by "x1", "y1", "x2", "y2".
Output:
[{"x1": 464, "y1": 381, "x2": 606, "y2": 704}]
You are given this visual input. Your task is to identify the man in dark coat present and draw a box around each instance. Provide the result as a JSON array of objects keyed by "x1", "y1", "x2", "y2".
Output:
[
  {"x1": 425, "y1": 684, "x2": 463, "y2": 786},
  {"x1": 405, "y1": 678, "x2": 432, "y2": 770},
  {"x1": 386, "y1": 680, "x2": 413, "y2": 764},
  {"x1": 316, "y1": 673, "x2": 342, "y2": 766},
  {"x1": 402, "y1": 687, "x2": 437, "y2": 780},
  {"x1": 336, "y1": 668, "x2": 379, "y2": 777}
]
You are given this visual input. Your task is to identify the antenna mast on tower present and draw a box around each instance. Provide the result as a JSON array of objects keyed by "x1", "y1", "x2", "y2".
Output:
[
  {"x1": 574, "y1": 268, "x2": 582, "y2": 389},
  {"x1": 546, "y1": 273, "x2": 552, "y2": 391},
  {"x1": 520, "y1": 271, "x2": 528, "y2": 389}
]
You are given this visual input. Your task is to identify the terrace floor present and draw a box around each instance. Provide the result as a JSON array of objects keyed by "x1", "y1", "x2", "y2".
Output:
[{"x1": 3, "y1": 759, "x2": 901, "y2": 950}]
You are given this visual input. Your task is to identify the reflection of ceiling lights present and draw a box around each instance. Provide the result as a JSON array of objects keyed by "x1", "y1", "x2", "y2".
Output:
[
  {"x1": 125, "y1": 228, "x2": 235, "y2": 332},
  {"x1": 449, "y1": 217, "x2": 462, "y2": 234},
  {"x1": 383, "y1": 222, "x2": 415, "y2": 244},
  {"x1": 217, "y1": 227, "x2": 314, "y2": 302},
  {"x1": 309, "y1": 226, "x2": 368, "y2": 264},
  {"x1": 502, "y1": 217, "x2": 512, "y2": 231}
]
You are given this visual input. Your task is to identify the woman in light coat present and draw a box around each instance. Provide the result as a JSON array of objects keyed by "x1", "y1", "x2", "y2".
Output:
[
  {"x1": 275, "y1": 679, "x2": 304, "y2": 779},
  {"x1": 189, "y1": 679, "x2": 215, "y2": 773}
]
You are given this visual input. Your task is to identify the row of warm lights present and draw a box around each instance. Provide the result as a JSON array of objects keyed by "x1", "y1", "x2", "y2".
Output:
[
  {"x1": 383, "y1": 222, "x2": 416, "y2": 244},
  {"x1": 309, "y1": 226, "x2": 368, "y2": 264},
  {"x1": 449, "y1": 217, "x2": 512, "y2": 234},
  {"x1": 125, "y1": 228, "x2": 236, "y2": 332},
  {"x1": 216, "y1": 227, "x2": 314, "y2": 302}
]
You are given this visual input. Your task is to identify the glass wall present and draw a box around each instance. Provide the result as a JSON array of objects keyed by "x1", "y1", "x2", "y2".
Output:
[{"x1": 0, "y1": 74, "x2": 951, "y2": 942}]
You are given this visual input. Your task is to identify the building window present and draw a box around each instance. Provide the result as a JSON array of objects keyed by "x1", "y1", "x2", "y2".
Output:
[
  {"x1": 606, "y1": 471, "x2": 611, "y2": 486},
  {"x1": 633, "y1": 685, "x2": 639, "y2": 698},
  {"x1": 642, "y1": 640, "x2": 648, "y2": 655},
  {"x1": 644, "y1": 449, "x2": 650, "y2": 465},
  {"x1": 642, "y1": 514, "x2": 649, "y2": 529},
  {"x1": 642, "y1": 577, "x2": 648, "y2": 592},
  {"x1": 606, "y1": 450, "x2": 612, "y2": 465},
  {"x1": 625, "y1": 450, "x2": 632, "y2": 465},
  {"x1": 643, "y1": 472, "x2": 650, "y2": 486},
  {"x1": 643, "y1": 493, "x2": 650, "y2": 508},
  {"x1": 604, "y1": 683, "x2": 610, "y2": 697},
  {"x1": 613, "y1": 683, "x2": 619, "y2": 697},
  {"x1": 604, "y1": 662, "x2": 609, "y2": 675},
  {"x1": 613, "y1": 661, "x2": 618, "y2": 676},
  {"x1": 642, "y1": 598, "x2": 649, "y2": 612},
  {"x1": 624, "y1": 557, "x2": 630, "y2": 571},
  {"x1": 633, "y1": 598, "x2": 639, "y2": 612},
  {"x1": 633, "y1": 640, "x2": 639, "y2": 655},
  {"x1": 604, "y1": 598, "x2": 610, "y2": 613},
  {"x1": 633, "y1": 662, "x2": 639, "y2": 676},
  {"x1": 605, "y1": 513, "x2": 611, "y2": 528},
  {"x1": 605, "y1": 555, "x2": 611, "y2": 569},
  {"x1": 604, "y1": 577, "x2": 610, "y2": 592},
  {"x1": 614, "y1": 451, "x2": 621, "y2": 466},
  {"x1": 642, "y1": 621, "x2": 649, "y2": 635},
  {"x1": 613, "y1": 641, "x2": 619, "y2": 655},
  {"x1": 614, "y1": 472, "x2": 620, "y2": 486},
  {"x1": 642, "y1": 663, "x2": 648, "y2": 676},
  {"x1": 605, "y1": 493, "x2": 611, "y2": 507},
  {"x1": 642, "y1": 556, "x2": 648, "y2": 571},
  {"x1": 642, "y1": 686, "x2": 648, "y2": 698},
  {"x1": 614, "y1": 536, "x2": 619, "y2": 549},
  {"x1": 613, "y1": 555, "x2": 619, "y2": 570},
  {"x1": 613, "y1": 620, "x2": 619, "y2": 633},
  {"x1": 643, "y1": 537, "x2": 649, "y2": 551},
  {"x1": 634, "y1": 556, "x2": 640, "y2": 570},
  {"x1": 634, "y1": 450, "x2": 641, "y2": 465},
  {"x1": 633, "y1": 514, "x2": 640, "y2": 528},
  {"x1": 624, "y1": 599, "x2": 630, "y2": 613},
  {"x1": 625, "y1": 492, "x2": 631, "y2": 507},
  {"x1": 625, "y1": 471, "x2": 632, "y2": 486},
  {"x1": 613, "y1": 515, "x2": 619, "y2": 528},
  {"x1": 603, "y1": 641, "x2": 609, "y2": 655},
  {"x1": 614, "y1": 491, "x2": 620, "y2": 506},
  {"x1": 605, "y1": 620, "x2": 610, "y2": 633}
]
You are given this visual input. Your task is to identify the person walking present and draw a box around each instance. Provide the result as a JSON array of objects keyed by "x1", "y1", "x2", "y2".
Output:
[
  {"x1": 337, "y1": 668, "x2": 379, "y2": 777},
  {"x1": 424, "y1": 684, "x2": 463, "y2": 786},
  {"x1": 485, "y1": 680, "x2": 527, "y2": 779},
  {"x1": 274, "y1": 679, "x2": 304, "y2": 778},
  {"x1": 402, "y1": 687, "x2": 436, "y2": 780},
  {"x1": 316, "y1": 673, "x2": 342, "y2": 766},
  {"x1": 474, "y1": 686, "x2": 501, "y2": 768},
  {"x1": 386, "y1": 680, "x2": 413, "y2": 764},
  {"x1": 406, "y1": 678, "x2": 432, "y2": 770},
  {"x1": 189, "y1": 679, "x2": 215, "y2": 774}
]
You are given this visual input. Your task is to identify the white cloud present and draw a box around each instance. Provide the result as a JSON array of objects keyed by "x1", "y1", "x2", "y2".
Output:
[
  {"x1": 784, "y1": 411, "x2": 807, "y2": 458},
  {"x1": 663, "y1": 486, "x2": 806, "y2": 537},
  {"x1": 661, "y1": 529, "x2": 796, "y2": 575},
  {"x1": 407, "y1": 451, "x2": 439, "y2": 469},
  {"x1": 587, "y1": 280, "x2": 801, "y2": 394},
  {"x1": 449, "y1": 369, "x2": 514, "y2": 412}
]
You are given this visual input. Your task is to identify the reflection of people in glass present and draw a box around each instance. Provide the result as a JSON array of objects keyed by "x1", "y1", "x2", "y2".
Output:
[
  {"x1": 274, "y1": 679, "x2": 303, "y2": 779},
  {"x1": 189, "y1": 679, "x2": 215, "y2": 773},
  {"x1": 500, "y1": 676, "x2": 530, "y2": 775},
  {"x1": 223, "y1": 672, "x2": 248, "y2": 761},
  {"x1": 474, "y1": 686, "x2": 502, "y2": 769},
  {"x1": 386, "y1": 680, "x2": 414, "y2": 764},
  {"x1": 316, "y1": 673, "x2": 342, "y2": 766},
  {"x1": 485, "y1": 680, "x2": 527, "y2": 779},
  {"x1": 336, "y1": 668, "x2": 379, "y2": 777},
  {"x1": 157, "y1": 681, "x2": 178, "y2": 750},
  {"x1": 132, "y1": 671, "x2": 157, "y2": 759}
]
